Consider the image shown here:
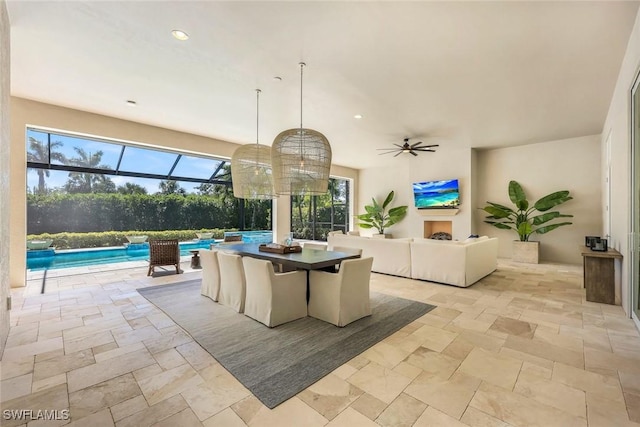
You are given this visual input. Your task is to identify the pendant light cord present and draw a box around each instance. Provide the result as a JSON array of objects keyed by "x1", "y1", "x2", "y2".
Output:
[
  {"x1": 256, "y1": 89, "x2": 260, "y2": 145},
  {"x1": 299, "y1": 62, "x2": 306, "y2": 163}
]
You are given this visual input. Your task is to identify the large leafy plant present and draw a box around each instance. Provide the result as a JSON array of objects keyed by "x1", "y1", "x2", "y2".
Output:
[
  {"x1": 357, "y1": 190, "x2": 408, "y2": 234},
  {"x1": 482, "y1": 180, "x2": 573, "y2": 242}
]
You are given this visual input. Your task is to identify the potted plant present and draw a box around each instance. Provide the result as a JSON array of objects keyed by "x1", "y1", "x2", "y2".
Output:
[
  {"x1": 482, "y1": 180, "x2": 573, "y2": 263},
  {"x1": 357, "y1": 190, "x2": 408, "y2": 238}
]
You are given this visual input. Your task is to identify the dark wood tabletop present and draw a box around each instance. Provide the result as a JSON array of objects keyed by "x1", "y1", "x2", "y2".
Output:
[{"x1": 218, "y1": 242, "x2": 361, "y2": 270}]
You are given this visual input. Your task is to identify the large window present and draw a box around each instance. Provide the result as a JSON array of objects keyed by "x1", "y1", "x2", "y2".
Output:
[
  {"x1": 290, "y1": 178, "x2": 350, "y2": 241},
  {"x1": 26, "y1": 128, "x2": 271, "y2": 234}
]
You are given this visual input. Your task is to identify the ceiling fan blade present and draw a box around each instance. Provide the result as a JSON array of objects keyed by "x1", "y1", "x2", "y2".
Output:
[
  {"x1": 377, "y1": 148, "x2": 399, "y2": 151},
  {"x1": 410, "y1": 151, "x2": 418, "y2": 156},
  {"x1": 410, "y1": 141, "x2": 424, "y2": 148},
  {"x1": 393, "y1": 143, "x2": 405, "y2": 149},
  {"x1": 378, "y1": 151, "x2": 396, "y2": 155},
  {"x1": 393, "y1": 151, "x2": 403, "y2": 157}
]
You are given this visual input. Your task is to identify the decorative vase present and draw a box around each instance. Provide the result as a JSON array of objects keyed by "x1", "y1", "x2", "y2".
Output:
[{"x1": 513, "y1": 241, "x2": 539, "y2": 264}]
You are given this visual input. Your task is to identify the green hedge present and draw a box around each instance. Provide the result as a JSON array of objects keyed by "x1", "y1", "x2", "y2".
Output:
[
  {"x1": 27, "y1": 193, "x2": 270, "y2": 234},
  {"x1": 27, "y1": 229, "x2": 233, "y2": 250}
]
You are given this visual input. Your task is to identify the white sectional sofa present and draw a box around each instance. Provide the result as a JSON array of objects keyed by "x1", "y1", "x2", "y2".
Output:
[{"x1": 327, "y1": 234, "x2": 498, "y2": 287}]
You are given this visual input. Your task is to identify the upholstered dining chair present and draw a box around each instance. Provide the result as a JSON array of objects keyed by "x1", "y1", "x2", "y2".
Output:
[
  {"x1": 242, "y1": 257, "x2": 307, "y2": 327},
  {"x1": 303, "y1": 242, "x2": 327, "y2": 251},
  {"x1": 308, "y1": 257, "x2": 374, "y2": 327},
  {"x1": 330, "y1": 246, "x2": 363, "y2": 256},
  {"x1": 217, "y1": 252, "x2": 246, "y2": 313},
  {"x1": 147, "y1": 239, "x2": 180, "y2": 276},
  {"x1": 199, "y1": 248, "x2": 220, "y2": 301}
]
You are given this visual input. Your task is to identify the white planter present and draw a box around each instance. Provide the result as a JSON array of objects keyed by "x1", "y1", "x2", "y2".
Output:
[
  {"x1": 372, "y1": 233, "x2": 393, "y2": 239},
  {"x1": 513, "y1": 241, "x2": 539, "y2": 264},
  {"x1": 126, "y1": 235, "x2": 148, "y2": 244},
  {"x1": 27, "y1": 239, "x2": 53, "y2": 250},
  {"x1": 196, "y1": 232, "x2": 214, "y2": 240}
]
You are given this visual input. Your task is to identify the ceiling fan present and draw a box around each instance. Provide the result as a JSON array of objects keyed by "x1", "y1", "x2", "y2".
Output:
[{"x1": 377, "y1": 138, "x2": 439, "y2": 157}]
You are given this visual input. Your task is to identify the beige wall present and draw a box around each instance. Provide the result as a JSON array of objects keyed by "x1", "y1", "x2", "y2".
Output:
[
  {"x1": 0, "y1": 0, "x2": 10, "y2": 356},
  {"x1": 358, "y1": 146, "x2": 475, "y2": 241},
  {"x1": 10, "y1": 98, "x2": 358, "y2": 287},
  {"x1": 476, "y1": 135, "x2": 602, "y2": 266},
  {"x1": 602, "y1": 8, "x2": 640, "y2": 316}
]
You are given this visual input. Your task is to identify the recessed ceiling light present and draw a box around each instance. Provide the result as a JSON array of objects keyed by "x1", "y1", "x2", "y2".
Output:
[
  {"x1": 354, "y1": 114, "x2": 363, "y2": 119},
  {"x1": 126, "y1": 100, "x2": 137, "y2": 107},
  {"x1": 171, "y1": 30, "x2": 189, "y2": 41}
]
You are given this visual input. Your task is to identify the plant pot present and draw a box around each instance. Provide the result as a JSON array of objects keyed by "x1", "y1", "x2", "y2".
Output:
[
  {"x1": 372, "y1": 233, "x2": 393, "y2": 239},
  {"x1": 196, "y1": 232, "x2": 214, "y2": 240},
  {"x1": 513, "y1": 241, "x2": 539, "y2": 264},
  {"x1": 126, "y1": 235, "x2": 148, "y2": 244},
  {"x1": 27, "y1": 239, "x2": 53, "y2": 250}
]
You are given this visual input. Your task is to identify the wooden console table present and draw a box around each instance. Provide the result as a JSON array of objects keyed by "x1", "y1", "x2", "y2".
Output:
[{"x1": 580, "y1": 246, "x2": 622, "y2": 305}]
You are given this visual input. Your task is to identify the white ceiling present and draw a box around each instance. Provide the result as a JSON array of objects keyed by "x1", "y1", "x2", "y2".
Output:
[{"x1": 6, "y1": 1, "x2": 639, "y2": 169}]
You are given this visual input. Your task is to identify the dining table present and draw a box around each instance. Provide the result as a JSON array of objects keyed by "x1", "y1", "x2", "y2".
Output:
[
  {"x1": 217, "y1": 242, "x2": 361, "y2": 271},
  {"x1": 217, "y1": 242, "x2": 362, "y2": 300}
]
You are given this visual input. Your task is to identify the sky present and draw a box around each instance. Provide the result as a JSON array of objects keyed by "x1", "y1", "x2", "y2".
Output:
[{"x1": 27, "y1": 129, "x2": 227, "y2": 194}]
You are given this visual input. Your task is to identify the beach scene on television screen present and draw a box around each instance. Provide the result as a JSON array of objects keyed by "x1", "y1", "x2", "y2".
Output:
[{"x1": 413, "y1": 179, "x2": 460, "y2": 208}]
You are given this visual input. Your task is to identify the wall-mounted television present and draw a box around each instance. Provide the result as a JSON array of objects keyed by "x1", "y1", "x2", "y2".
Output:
[{"x1": 412, "y1": 179, "x2": 460, "y2": 209}]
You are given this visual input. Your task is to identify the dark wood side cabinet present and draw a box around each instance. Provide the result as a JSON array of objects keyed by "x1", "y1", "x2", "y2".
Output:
[{"x1": 580, "y1": 246, "x2": 622, "y2": 305}]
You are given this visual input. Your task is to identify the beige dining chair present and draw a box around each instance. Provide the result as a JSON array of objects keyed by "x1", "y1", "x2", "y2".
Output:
[
  {"x1": 242, "y1": 257, "x2": 307, "y2": 327},
  {"x1": 303, "y1": 242, "x2": 327, "y2": 251},
  {"x1": 217, "y1": 252, "x2": 246, "y2": 313},
  {"x1": 308, "y1": 257, "x2": 374, "y2": 327},
  {"x1": 200, "y1": 248, "x2": 220, "y2": 301}
]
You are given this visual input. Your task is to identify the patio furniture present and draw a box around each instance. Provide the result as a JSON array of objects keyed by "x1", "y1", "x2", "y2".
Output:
[
  {"x1": 308, "y1": 257, "x2": 374, "y2": 327},
  {"x1": 189, "y1": 250, "x2": 201, "y2": 269},
  {"x1": 147, "y1": 239, "x2": 180, "y2": 276},
  {"x1": 242, "y1": 257, "x2": 307, "y2": 327}
]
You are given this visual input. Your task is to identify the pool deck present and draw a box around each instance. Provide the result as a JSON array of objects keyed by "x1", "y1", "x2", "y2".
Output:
[{"x1": 25, "y1": 254, "x2": 199, "y2": 296}]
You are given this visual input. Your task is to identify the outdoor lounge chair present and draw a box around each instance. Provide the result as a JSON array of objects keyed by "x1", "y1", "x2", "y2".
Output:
[{"x1": 147, "y1": 239, "x2": 180, "y2": 276}]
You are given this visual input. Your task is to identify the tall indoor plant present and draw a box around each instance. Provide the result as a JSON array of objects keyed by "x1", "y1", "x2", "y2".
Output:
[
  {"x1": 482, "y1": 180, "x2": 573, "y2": 262},
  {"x1": 357, "y1": 190, "x2": 407, "y2": 237}
]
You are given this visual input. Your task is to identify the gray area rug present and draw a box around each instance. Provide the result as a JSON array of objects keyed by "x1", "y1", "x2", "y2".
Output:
[{"x1": 137, "y1": 279, "x2": 436, "y2": 408}]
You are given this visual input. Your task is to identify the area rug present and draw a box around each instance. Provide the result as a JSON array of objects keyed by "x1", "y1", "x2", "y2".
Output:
[{"x1": 137, "y1": 279, "x2": 435, "y2": 408}]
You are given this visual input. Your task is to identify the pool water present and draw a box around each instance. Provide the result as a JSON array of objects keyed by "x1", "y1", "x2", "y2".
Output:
[
  {"x1": 26, "y1": 240, "x2": 216, "y2": 271},
  {"x1": 26, "y1": 231, "x2": 274, "y2": 271}
]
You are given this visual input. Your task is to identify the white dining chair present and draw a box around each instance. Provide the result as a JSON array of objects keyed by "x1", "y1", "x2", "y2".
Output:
[
  {"x1": 308, "y1": 257, "x2": 374, "y2": 327},
  {"x1": 200, "y1": 248, "x2": 220, "y2": 301},
  {"x1": 331, "y1": 246, "x2": 363, "y2": 256},
  {"x1": 217, "y1": 251, "x2": 246, "y2": 313},
  {"x1": 303, "y1": 242, "x2": 327, "y2": 251},
  {"x1": 242, "y1": 257, "x2": 307, "y2": 327}
]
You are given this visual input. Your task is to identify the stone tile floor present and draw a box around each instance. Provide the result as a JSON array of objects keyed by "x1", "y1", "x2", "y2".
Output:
[{"x1": 1, "y1": 259, "x2": 639, "y2": 426}]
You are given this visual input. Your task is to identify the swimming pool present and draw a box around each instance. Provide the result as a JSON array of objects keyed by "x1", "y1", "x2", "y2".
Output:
[
  {"x1": 26, "y1": 240, "x2": 215, "y2": 271},
  {"x1": 26, "y1": 231, "x2": 274, "y2": 271}
]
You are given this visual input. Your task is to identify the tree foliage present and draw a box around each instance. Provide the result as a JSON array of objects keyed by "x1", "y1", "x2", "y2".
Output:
[{"x1": 27, "y1": 192, "x2": 271, "y2": 234}]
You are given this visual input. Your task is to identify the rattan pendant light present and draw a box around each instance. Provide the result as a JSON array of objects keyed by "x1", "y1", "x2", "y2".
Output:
[
  {"x1": 271, "y1": 63, "x2": 332, "y2": 195},
  {"x1": 230, "y1": 89, "x2": 276, "y2": 199}
]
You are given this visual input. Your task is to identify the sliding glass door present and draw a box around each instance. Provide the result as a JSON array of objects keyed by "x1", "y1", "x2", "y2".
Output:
[{"x1": 632, "y1": 69, "x2": 640, "y2": 325}]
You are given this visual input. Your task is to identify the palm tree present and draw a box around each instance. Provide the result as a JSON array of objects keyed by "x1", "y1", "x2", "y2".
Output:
[
  {"x1": 157, "y1": 180, "x2": 187, "y2": 195},
  {"x1": 65, "y1": 147, "x2": 114, "y2": 193},
  {"x1": 26, "y1": 137, "x2": 66, "y2": 194},
  {"x1": 117, "y1": 182, "x2": 148, "y2": 195}
]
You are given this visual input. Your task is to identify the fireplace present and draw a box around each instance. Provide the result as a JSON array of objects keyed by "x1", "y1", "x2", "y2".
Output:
[{"x1": 423, "y1": 220, "x2": 452, "y2": 239}]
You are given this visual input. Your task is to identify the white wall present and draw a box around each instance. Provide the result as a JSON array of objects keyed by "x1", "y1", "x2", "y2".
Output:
[
  {"x1": 477, "y1": 135, "x2": 602, "y2": 266},
  {"x1": 0, "y1": 0, "x2": 10, "y2": 356},
  {"x1": 602, "y1": 8, "x2": 640, "y2": 316},
  {"x1": 9, "y1": 98, "x2": 358, "y2": 287},
  {"x1": 359, "y1": 146, "x2": 474, "y2": 241}
]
